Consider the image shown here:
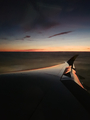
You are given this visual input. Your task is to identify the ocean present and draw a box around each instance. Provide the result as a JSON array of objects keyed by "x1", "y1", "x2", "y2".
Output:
[{"x1": 0, "y1": 52, "x2": 90, "y2": 93}]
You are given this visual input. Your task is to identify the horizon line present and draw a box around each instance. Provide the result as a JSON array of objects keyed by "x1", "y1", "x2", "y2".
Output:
[{"x1": 0, "y1": 50, "x2": 90, "y2": 52}]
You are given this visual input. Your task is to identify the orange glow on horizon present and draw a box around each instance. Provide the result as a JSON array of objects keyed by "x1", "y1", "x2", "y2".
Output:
[{"x1": 0, "y1": 46, "x2": 90, "y2": 52}]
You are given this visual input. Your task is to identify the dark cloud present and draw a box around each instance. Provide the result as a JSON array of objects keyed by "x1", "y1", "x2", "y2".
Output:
[
  {"x1": 20, "y1": 35, "x2": 31, "y2": 40},
  {"x1": 0, "y1": 0, "x2": 90, "y2": 40},
  {"x1": 24, "y1": 36, "x2": 31, "y2": 39},
  {"x1": 22, "y1": 19, "x2": 59, "y2": 32},
  {"x1": 21, "y1": 1, "x2": 60, "y2": 32},
  {"x1": 15, "y1": 36, "x2": 31, "y2": 41},
  {"x1": 36, "y1": 18, "x2": 59, "y2": 30},
  {"x1": 48, "y1": 31, "x2": 72, "y2": 38},
  {"x1": 0, "y1": 38, "x2": 8, "y2": 40}
]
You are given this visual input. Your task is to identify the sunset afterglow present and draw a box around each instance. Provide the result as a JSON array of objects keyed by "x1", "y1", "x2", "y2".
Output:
[
  {"x1": 0, "y1": 0, "x2": 90, "y2": 52},
  {"x1": 0, "y1": 46, "x2": 90, "y2": 52}
]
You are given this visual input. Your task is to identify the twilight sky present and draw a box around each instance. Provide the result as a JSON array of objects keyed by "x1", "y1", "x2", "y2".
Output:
[{"x1": 0, "y1": 0, "x2": 90, "y2": 52}]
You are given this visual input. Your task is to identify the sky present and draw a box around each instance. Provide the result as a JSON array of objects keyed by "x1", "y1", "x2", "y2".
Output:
[{"x1": 0, "y1": 0, "x2": 90, "y2": 52}]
